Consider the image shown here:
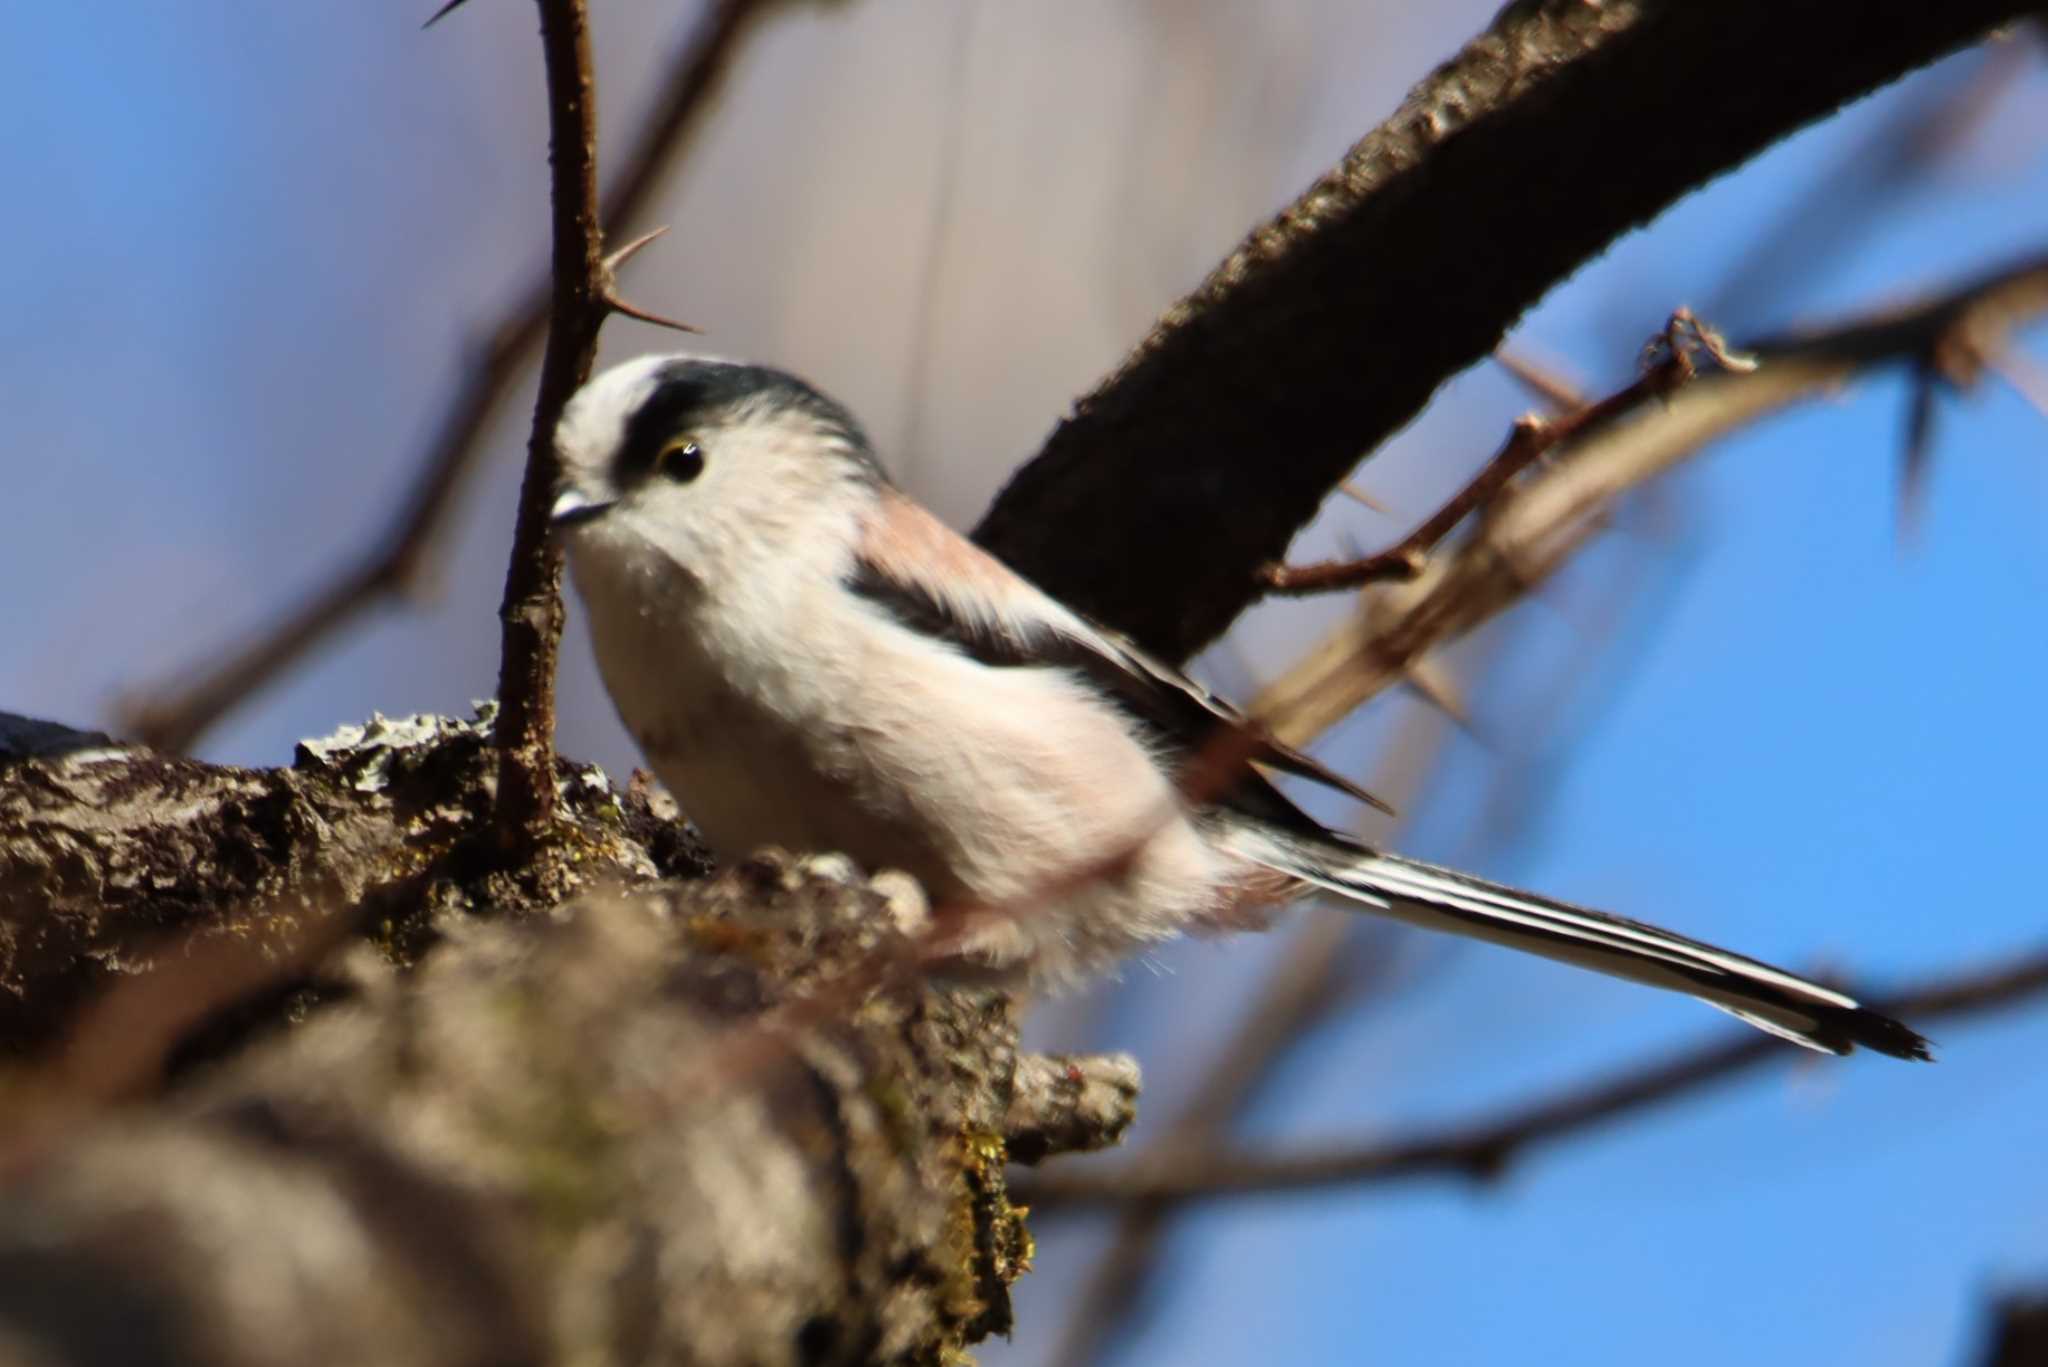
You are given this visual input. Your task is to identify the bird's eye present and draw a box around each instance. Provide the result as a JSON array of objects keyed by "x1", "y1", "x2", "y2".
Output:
[{"x1": 658, "y1": 437, "x2": 705, "y2": 483}]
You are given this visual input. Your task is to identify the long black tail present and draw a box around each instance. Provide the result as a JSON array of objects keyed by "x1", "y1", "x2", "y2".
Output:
[{"x1": 1235, "y1": 829, "x2": 1930, "y2": 1060}]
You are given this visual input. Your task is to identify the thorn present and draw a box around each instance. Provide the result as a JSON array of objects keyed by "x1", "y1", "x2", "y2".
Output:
[
  {"x1": 1493, "y1": 346, "x2": 1586, "y2": 412},
  {"x1": 422, "y1": 0, "x2": 473, "y2": 29},
  {"x1": 601, "y1": 291, "x2": 703, "y2": 335},
  {"x1": 1930, "y1": 322, "x2": 1989, "y2": 390},
  {"x1": 1899, "y1": 364, "x2": 1939, "y2": 548},
  {"x1": 596, "y1": 225, "x2": 700, "y2": 333},
  {"x1": 1403, "y1": 657, "x2": 1474, "y2": 734},
  {"x1": 1650, "y1": 308, "x2": 1756, "y2": 376},
  {"x1": 1983, "y1": 346, "x2": 2048, "y2": 423},
  {"x1": 1642, "y1": 312, "x2": 1698, "y2": 382},
  {"x1": 1689, "y1": 318, "x2": 1758, "y2": 373},
  {"x1": 1338, "y1": 480, "x2": 1396, "y2": 516},
  {"x1": 602, "y1": 224, "x2": 670, "y2": 275}
]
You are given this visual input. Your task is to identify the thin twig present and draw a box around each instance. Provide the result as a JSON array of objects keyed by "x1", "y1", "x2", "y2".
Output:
[
  {"x1": 1983, "y1": 345, "x2": 2048, "y2": 421},
  {"x1": 1259, "y1": 311, "x2": 1724, "y2": 597},
  {"x1": 1046, "y1": 633, "x2": 1513, "y2": 1366},
  {"x1": 488, "y1": 0, "x2": 608, "y2": 854},
  {"x1": 1251, "y1": 253, "x2": 2048, "y2": 740},
  {"x1": 1900, "y1": 360, "x2": 1941, "y2": 543},
  {"x1": 1045, "y1": 606, "x2": 1632, "y2": 1367},
  {"x1": 1336, "y1": 480, "x2": 1396, "y2": 516},
  {"x1": 1493, "y1": 345, "x2": 1587, "y2": 412},
  {"x1": 1015, "y1": 944, "x2": 2048, "y2": 1211},
  {"x1": 119, "y1": 0, "x2": 782, "y2": 754},
  {"x1": 1044, "y1": 913, "x2": 1360, "y2": 1367},
  {"x1": 1259, "y1": 415, "x2": 1555, "y2": 592}
]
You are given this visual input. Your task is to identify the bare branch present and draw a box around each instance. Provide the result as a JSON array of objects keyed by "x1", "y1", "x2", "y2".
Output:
[
  {"x1": 1252, "y1": 253, "x2": 2048, "y2": 740},
  {"x1": 1015, "y1": 944, "x2": 2048, "y2": 1211},
  {"x1": 1, "y1": 872, "x2": 1040, "y2": 1365},
  {"x1": 1045, "y1": 659, "x2": 1495, "y2": 1366},
  {"x1": 1044, "y1": 913, "x2": 1362, "y2": 1366},
  {"x1": 1258, "y1": 311, "x2": 1719, "y2": 597},
  {"x1": 120, "y1": 0, "x2": 784, "y2": 753},
  {"x1": 975, "y1": 0, "x2": 2034, "y2": 662},
  {"x1": 1984, "y1": 344, "x2": 2048, "y2": 421},
  {"x1": 1493, "y1": 345, "x2": 1587, "y2": 412},
  {"x1": 420, "y1": 0, "x2": 473, "y2": 28},
  {"x1": 1336, "y1": 479, "x2": 1396, "y2": 516},
  {"x1": 486, "y1": 0, "x2": 607, "y2": 855}
]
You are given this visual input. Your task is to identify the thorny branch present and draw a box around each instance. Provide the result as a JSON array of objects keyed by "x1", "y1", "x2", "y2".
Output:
[
  {"x1": 488, "y1": 0, "x2": 607, "y2": 854},
  {"x1": 119, "y1": 0, "x2": 784, "y2": 754},
  {"x1": 1252, "y1": 251, "x2": 2048, "y2": 741},
  {"x1": 1016, "y1": 944, "x2": 2048, "y2": 1211},
  {"x1": 1259, "y1": 310, "x2": 1750, "y2": 596}
]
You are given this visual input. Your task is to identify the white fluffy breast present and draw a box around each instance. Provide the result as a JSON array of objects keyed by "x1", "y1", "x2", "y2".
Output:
[{"x1": 563, "y1": 511, "x2": 1234, "y2": 983}]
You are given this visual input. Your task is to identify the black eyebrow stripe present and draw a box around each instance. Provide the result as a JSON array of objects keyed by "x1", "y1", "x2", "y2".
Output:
[{"x1": 612, "y1": 362, "x2": 883, "y2": 488}]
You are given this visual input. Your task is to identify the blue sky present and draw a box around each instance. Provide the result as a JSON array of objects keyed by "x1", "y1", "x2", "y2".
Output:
[{"x1": 3, "y1": 7, "x2": 2044, "y2": 1366}]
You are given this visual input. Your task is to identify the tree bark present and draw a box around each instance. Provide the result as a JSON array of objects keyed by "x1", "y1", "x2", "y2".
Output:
[{"x1": 0, "y1": 713, "x2": 1133, "y2": 1366}]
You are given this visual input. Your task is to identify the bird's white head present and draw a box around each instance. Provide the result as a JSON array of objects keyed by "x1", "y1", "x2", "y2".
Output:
[{"x1": 550, "y1": 354, "x2": 882, "y2": 586}]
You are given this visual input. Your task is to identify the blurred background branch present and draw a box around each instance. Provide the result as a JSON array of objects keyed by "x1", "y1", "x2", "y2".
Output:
[
  {"x1": 1256, "y1": 309, "x2": 1738, "y2": 597},
  {"x1": 116, "y1": 1, "x2": 2032, "y2": 759},
  {"x1": 118, "y1": 0, "x2": 789, "y2": 755},
  {"x1": 1253, "y1": 251, "x2": 2048, "y2": 741},
  {"x1": 1018, "y1": 943, "x2": 2048, "y2": 1210}
]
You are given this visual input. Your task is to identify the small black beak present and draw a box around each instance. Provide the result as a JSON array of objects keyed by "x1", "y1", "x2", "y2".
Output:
[{"x1": 550, "y1": 488, "x2": 616, "y2": 530}]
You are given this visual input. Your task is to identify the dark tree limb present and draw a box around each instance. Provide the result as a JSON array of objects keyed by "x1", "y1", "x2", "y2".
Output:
[
  {"x1": 975, "y1": 0, "x2": 2037, "y2": 661},
  {"x1": 1978, "y1": 1292, "x2": 2048, "y2": 1367},
  {"x1": 4, "y1": 877, "x2": 1029, "y2": 1367},
  {"x1": 1015, "y1": 946, "x2": 2048, "y2": 1212}
]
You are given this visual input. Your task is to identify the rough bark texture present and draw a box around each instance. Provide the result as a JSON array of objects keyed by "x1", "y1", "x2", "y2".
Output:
[
  {"x1": 0, "y1": 708, "x2": 681, "y2": 1057},
  {"x1": 0, "y1": 715, "x2": 1131, "y2": 1366},
  {"x1": 974, "y1": 0, "x2": 2036, "y2": 659}
]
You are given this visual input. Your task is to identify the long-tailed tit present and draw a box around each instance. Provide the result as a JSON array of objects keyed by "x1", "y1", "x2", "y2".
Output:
[{"x1": 550, "y1": 354, "x2": 1928, "y2": 1060}]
